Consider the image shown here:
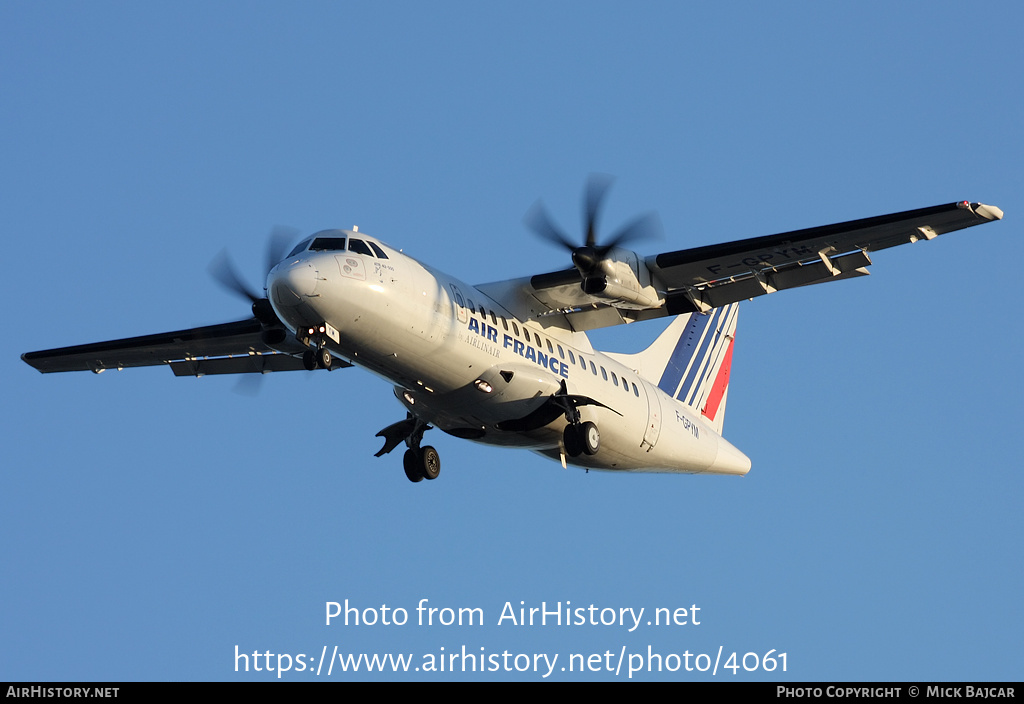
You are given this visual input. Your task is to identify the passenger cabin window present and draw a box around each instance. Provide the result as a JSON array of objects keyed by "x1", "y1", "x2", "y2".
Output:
[
  {"x1": 467, "y1": 299, "x2": 476, "y2": 314},
  {"x1": 310, "y1": 237, "x2": 346, "y2": 251},
  {"x1": 368, "y1": 242, "x2": 388, "y2": 259},
  {"x1": 347, "y1": 238, "x2": 374, "y2": 256}
]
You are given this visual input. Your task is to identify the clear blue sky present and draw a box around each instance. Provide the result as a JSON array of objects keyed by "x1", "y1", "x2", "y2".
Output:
[{"x1": 2, "y1": 1, "x2": 1021, "y2": 682}]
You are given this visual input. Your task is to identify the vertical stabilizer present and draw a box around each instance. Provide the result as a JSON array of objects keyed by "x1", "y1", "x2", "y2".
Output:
[{"x1": 615, "y1": 303, "x2": 739, "y2": 435}]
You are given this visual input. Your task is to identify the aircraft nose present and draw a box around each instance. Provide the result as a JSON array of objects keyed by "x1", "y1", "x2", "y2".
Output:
[{"x1": 269, "y1": 260, "x2": 318, "y2": 306}]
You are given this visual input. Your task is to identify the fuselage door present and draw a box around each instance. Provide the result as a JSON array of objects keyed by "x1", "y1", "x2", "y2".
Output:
[
  {"x1": 449, "y1": 284, "x2": 468, "y2": 324},
  {"x1": 638, "y1": 381, "x2": 662, "y2": 451}
]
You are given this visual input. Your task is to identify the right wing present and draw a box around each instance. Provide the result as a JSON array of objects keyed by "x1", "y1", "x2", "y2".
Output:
[
  {"x1": 21, "y1": 318, "x2": 349, "y2": 376},
  {"x1": 481, "y1": 201, "x2": 1003, "y2": 332}
]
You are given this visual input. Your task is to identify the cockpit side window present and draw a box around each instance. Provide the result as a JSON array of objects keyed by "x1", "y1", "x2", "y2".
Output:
[
  {"x1": 348, "y1": 238, "x2": 374, "y2": 256},
  {"x1": 368, "y1": 242, "x2": 389, "y2": 259},
  {"x1": 310, "y1": 237, "x2": 347, "y2": 251},
  {"x1": 287, "y1": 237, "x2": 314, "y2": 257}
]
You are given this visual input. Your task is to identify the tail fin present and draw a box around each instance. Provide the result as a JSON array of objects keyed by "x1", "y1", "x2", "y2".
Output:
[{"x1": 616, "y1": 303, "x2": 739, "y2": 435}]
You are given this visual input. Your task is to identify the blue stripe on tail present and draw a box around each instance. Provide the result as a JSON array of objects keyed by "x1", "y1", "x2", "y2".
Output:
[{"x1": 657, "y1": 307, "x2": 719, "y2": 397}]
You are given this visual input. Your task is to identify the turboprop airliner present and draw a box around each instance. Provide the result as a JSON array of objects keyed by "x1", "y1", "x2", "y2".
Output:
[{"x1": 21, "y1": 179, "x2": 1003, "y2": 483}]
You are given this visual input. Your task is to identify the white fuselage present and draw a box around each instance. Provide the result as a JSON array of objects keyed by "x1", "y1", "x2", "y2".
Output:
[{"x1": 267, "y1": 231, "x2": 750, "y2": 476}]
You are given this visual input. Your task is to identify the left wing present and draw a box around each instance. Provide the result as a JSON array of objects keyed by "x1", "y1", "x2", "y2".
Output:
[
  {"x1": 481, "y1": 201, "x2": 1003, "y2": 331},
  {"x1": 21, "y1": 318, "x2": 348, "y2": 376}
]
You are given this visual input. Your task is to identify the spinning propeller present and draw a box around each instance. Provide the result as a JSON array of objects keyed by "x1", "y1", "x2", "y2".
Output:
[
  {"x1": 207, "y1": 226, "x2": 300, "y2": 393},
  {"x1": 208, "y1": 226, "x2": 298, "y2": 328},
  {"x1": 525, "y1": 174, "x2": 661, "y2": 279}
]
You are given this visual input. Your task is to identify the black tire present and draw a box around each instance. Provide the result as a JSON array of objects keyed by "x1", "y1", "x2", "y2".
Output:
[
  {"x1": 563, "y1": 424, "x2": 584, "y2": 457},
  {"x1": 302, "y1": 350, "x2": 317, "y2": 371},
  {"x1": 420, "y1": 446, "x2": 441, "y2": 480},
  {"x1": 580, "y1": 421, "x2": 600, "y2": 456},
  {"x1": 403, "y1": 449, "x2": 423, "y2": 483},
  {"x1": 319, "y1": 348, "x2": 333, "y2": 370}
]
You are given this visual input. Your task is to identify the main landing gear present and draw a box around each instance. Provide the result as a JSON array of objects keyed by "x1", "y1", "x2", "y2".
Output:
[
  {"x1": 562, "y1": 420, "x2": 600, "y2": 458},
  {"x1": 375, "y1": 414, "x2": 441, "y2": 483},
  {"x1": 555, "y1": 381, "x2": 600, "y2": 458},
  {"x1": 403, "y1": 446, "x2": 441, "y2": 483}
]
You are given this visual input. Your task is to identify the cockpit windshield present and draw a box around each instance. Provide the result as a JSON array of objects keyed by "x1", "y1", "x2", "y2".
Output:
[
  {"x1": 286, "y1": 231, "x2": 389, "y2": 259},
  {"x1": 310, "y1": 237, "x2": 347, "y2": 251}
]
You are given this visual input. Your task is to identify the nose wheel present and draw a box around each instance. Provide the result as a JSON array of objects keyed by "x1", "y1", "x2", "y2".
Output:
[
  {"x1": 299, "y1": 323, "x2": 338, "y2": 371},
  {"x1": 302, "y1": 345, "x2": 334, "y2": 371}
]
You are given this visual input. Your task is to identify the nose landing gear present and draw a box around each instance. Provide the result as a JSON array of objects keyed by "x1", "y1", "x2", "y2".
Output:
[
  {"x1": 302, "y1": 346, "x2": 334, "y2": 371},
  {"x1": 299, "y1": 323, "x2": 339, "y2": 371}
]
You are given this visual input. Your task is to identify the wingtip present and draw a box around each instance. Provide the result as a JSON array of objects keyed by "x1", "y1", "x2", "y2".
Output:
[
  {"x1": 964, "y1": 202, "x2": 1003, "y2": 221},
  {"x1": 974, "y1": 203, "x2": 1004, "y2": 221}
]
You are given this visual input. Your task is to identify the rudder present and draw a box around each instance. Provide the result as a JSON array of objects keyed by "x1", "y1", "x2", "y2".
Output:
[{"x1": 616, "y1": 303, "x2": 739, "y2": 435}]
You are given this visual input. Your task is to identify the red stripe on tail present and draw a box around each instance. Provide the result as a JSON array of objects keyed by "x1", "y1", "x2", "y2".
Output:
[{"x1": 701, "y1": 337, "x2": 734, "y2": 423}]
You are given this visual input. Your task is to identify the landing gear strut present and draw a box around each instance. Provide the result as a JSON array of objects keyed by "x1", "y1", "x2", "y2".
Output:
[{"x1": 554, "y1": 381, "x2": 600, "y2": 458}]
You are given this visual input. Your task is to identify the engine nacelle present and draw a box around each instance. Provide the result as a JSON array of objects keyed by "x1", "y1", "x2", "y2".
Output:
[{"x1": 579, "y1": 251, "x2": 661, "y2": 309}]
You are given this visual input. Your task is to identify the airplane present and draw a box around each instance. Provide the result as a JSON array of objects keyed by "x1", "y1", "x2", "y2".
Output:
[{"x1": 21, "y1": 178, "x2": 1004, "y2": 483}]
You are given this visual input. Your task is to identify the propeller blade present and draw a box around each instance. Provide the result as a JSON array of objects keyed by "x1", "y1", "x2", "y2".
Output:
[
  {"x1": 597, "y1": 212, "x2": 663, "y2": 256},
  {"x1": 525, "y1": 200, "x2": 577, "y2": 252},
  {"x1": 266, "y1": 225, "x2": 299, "y2": 276},
  {"x1": 528, "y1": 175, "x2": 661, "y2": 278},
  {"x1": 208, "y1": 250, "x2": 260, "y2": 304},
  {"x1": 233, "y1": 372, "x2": 264, "y2": 397},
  {"x1": 583, "y1": 173, "x2": 613, "y2": 248}
]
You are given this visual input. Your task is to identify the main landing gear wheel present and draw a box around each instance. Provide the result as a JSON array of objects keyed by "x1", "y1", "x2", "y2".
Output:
[
  {"x1": 403, "y1": 446, "x2": 441, "y2": 482},
  {"x1": 563, "y1": 424, "x2": 583, "y2": 457},
  {"x1": 563, "y1": 421, "x2": 600, "y2": 458},
  {"x1": 403, "y1": 450, "x2": 423, "y2": 483},
  {"x1": 580, "y1": 421, "x2": 600, "y2": 455}
]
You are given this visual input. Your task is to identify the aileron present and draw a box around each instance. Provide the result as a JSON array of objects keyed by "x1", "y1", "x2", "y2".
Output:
[{"x1": 650, "y1": 201, "x2": 1002, "y2": 289}]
